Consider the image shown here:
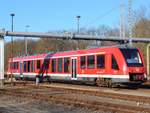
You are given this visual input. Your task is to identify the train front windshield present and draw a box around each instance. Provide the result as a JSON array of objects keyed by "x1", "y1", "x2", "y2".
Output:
[{"x1": 120, "y1": 48, "x2": 143, "y2": 67}]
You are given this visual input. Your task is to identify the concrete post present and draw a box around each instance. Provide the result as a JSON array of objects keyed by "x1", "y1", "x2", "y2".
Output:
[
  {"x1": 0, "y1": 36, "x2": 4, "y2": 88},
  {"x1": 36, "y1": 76, "x2": 39, "y2": 86},
  {"x1": 147, "y1": 43, "x2": 150, "y2": 76}
]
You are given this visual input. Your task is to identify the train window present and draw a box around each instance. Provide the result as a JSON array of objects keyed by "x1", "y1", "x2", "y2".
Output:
[
  {"x1": 58, "y1": 58, "x2": 63, "y2": 73},
  {"x1": 13, "y1": 62, "x2": 15, "y2": 69},
  {"x1": 12, "y1": 62, "x2": 14, "y2": 69},
  {"x1": 52, "y1": 59, "x2": 57, "y2": 72},
  {"x1": 31, "y1": 61, "x2": 34, "y2": 72},
  {"x1": 87, "y1": 55, "x2": 95, "y2": 69},
  {"x1": 23, "y1": 61, "x2": 27, "y2": 72},
  {"x1": 112, "y1": 55, "x2": 119, "y2": 70},
  {"x1": 14, "y1": 62, "x2": 16, "y2": 69},
  {"x1": 27, "y1": 61, "x2": 31, "y2": 72},
  {"x1": 16, "y1": 62, "x2": 19, "y2": 69},
  {"x1": 37, "y1": 60, "x2": 41, "y2": 69},
  {"x1": 120, "y1": 48, "x2": 143, "y2": 67},
  {"x1": 43, "y1": 59, "x2": 50, "y2": 70},
  {"x1": 80, "y1": 56, "x2": 86, "y2": 69},
  {"x1": 64, "y1": 58, "x2": 70, "y2": 73},
  {"x1": 97, "y1": 55, "x2": 105, "y2": 69},
  {"x1": 10, "y1": 62, "x2": 19, "y2": 70},
  {"x1": 14, "y1": 62, "x2": 18, "y2": 69}
]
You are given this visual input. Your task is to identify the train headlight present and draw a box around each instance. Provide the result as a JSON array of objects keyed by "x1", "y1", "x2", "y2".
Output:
[{"x1": 144, "y1": 73, "x2": 147, "y2": 79}]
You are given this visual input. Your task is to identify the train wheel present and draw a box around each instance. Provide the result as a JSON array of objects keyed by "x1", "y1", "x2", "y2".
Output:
[
  {"x1": 42, "y1": 76, "x2": 47, "y2": 82},
  {"x1": 96, "y1": 78, "x2": 112, "y2": 87},
  {"x1": 108, "y1": 79, "x2": 112, "y2": 88},
  {"x1": 96, "y1": 78, "x2": 104, "y2": 87}
]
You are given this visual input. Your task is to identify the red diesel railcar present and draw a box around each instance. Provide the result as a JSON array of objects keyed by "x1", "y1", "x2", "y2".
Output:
[{"x1": 7, "y1": 47, "x2": 147, "y2": 87}]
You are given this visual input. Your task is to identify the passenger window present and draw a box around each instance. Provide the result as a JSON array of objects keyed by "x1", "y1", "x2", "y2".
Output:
[
  {"x1": 12, "y1": 62, "x2": 14, "y2": 69},
  {"x1": 14, "y1": 62, "x2": 18, "y2": 69},
  {"x1": 43, "y1": 59, "x2": 50, "y2": 70},
  {"x1": 58, "y1": 58, "x2": 63, "y2": 73},
  {"x1": 64, "y1": 58, "x2": 70, "y2": 73},
  {"x1": 97, "y1": 55, "x2": 105, "y2": 69},
  {"x1": 13, "y1": 62, "x2": 15, "y2": 69},
  {"x1": 112, "y1": 55, "x2": 119, "y2": 70},
  {"x1": 16, "y1": 62, "x2": 19, "y2": 69},
  {"x1": 11, "y1": 62, "x2": 22, "y2": 70},
  {"x1": 80, "y1": 56, "x2": 86, "y2": 69},
  {"x1": 27, "y1": 61, "x2": 31, "y2": 72},
  {"x1": 37, "y1": 60, "x2": 41, "y2": 69},
  {"x1": 52, "y1": 59, "x2": 57, "y2": 72},
  {"x1": 31, "y1": 61, "x2": 34, "y2": 72},
  {"x1": 13, "y1": 62, "x2": 14, "y2": 69},
  {"x1": 87, "y1": 55, "x2": 95, "y2": 69},
  {"x1": 23, "y1": 61, "x2": 27, "y2": 72}
]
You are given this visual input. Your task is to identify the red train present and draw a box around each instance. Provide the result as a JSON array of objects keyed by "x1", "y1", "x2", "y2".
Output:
[{"x1": 7, "y1": 46, "x2": 147, "y2": 87}]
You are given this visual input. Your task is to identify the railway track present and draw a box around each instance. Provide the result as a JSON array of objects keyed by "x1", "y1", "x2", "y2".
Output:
[
  {"x1": 4, "y1": 81, "x2": 150, "y2": 102},
  {"x1": 1, "y1": 82, "x2": 150, "y2": 113},
  {"x1": 0, "y1": 88, "x2": 150, "y2": 113}
]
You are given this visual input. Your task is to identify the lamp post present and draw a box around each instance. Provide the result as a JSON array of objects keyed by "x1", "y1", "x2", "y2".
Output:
[
  {"x1": 10, "y1": 13, "x2": 15, "y2": 32},
  {"x1": 76, "y1": 16, "x2": 81, "y2": 34},
  {"x1": 76, "y1": 16, "x2": 81, "y2": 50},
  {"x1": 10, "y1": 13, "x2": 15, "y2": 84},
  {"x1": 25, "y1": 25, "x2": 30, "y2": 55}
]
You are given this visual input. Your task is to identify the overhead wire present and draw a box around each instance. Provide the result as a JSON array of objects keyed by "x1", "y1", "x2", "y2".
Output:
[{"x1": 82, "y1": 4, "x2": 127, "y2": 29}]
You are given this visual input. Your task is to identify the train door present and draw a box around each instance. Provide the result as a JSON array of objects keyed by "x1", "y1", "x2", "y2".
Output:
[
  {"x1": 71, "y1": 57, "x2": 77, "y2": 79},
  {"x1": 111, "y1": 54, "x2": 119, "y2": 74}
]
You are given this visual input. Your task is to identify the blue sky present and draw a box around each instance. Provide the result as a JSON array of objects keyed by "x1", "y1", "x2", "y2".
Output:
[{"x1": 0, "y1": 0, "x2": 150, "y2": 33}]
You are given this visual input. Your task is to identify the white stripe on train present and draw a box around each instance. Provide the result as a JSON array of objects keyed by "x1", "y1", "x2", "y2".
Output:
[{"x1": 7, "y1": 72, "x2": 129, "y2": 79}]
